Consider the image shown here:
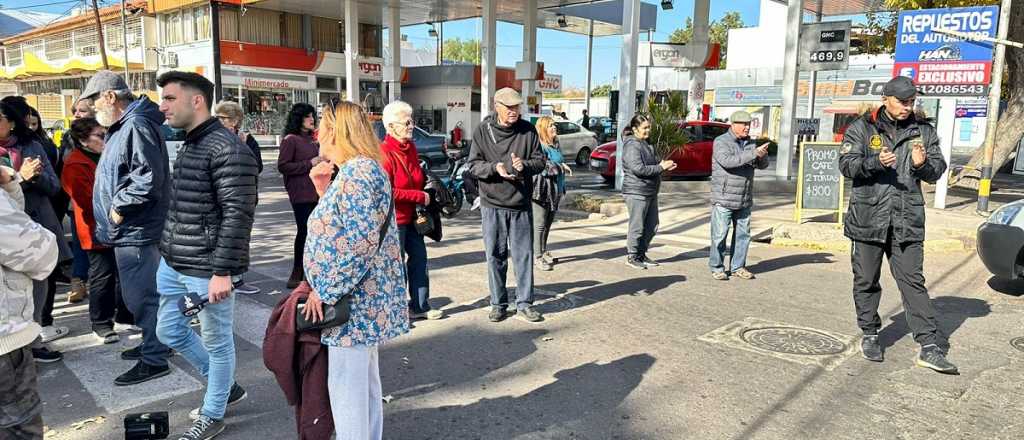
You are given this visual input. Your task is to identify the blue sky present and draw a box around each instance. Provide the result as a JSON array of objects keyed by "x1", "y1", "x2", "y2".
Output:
[{"x1": 6, "y1": 0, "x2": 763, "y2": 89}]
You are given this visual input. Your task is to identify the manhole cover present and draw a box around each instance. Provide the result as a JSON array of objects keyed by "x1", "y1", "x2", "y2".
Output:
[
  {"x1": 741, "y1": 326, "x2": 847, "y2": 355},
  {"x1": 1011, "y1": 337, "x2": 1024, "y2": 353}
]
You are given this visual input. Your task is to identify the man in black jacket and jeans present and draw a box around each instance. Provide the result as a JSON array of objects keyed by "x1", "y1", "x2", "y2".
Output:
[
  {"x1": 839, "y1": 76, "x2": 956, "y2": 374},
  {"x1": 467, "y1": 88, "x2": 546, "y2": 323},
  {"x1": 154, "y1": 71, "x2": 258, "y2": 440}
]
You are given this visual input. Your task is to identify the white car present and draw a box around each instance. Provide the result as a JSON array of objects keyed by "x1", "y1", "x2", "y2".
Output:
[
  {"x1": 553, "y1": 120, "x2": 598, "y2": 166},
  {"x1": 977, "y1": 200, "x2": 1024, "y2": 280}
]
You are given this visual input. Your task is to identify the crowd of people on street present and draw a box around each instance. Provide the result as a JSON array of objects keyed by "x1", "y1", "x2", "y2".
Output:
[{"x1": 0, "y1": 71, "x2": 959, "y2": 440}]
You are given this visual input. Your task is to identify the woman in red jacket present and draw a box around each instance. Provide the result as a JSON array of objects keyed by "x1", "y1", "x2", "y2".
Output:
[
  {"x1": 62, "y1": 118, "x2": 133, "y2": 344},
  {"x1": 379, "y1": 101, "x2": 443, "y2": 321}
]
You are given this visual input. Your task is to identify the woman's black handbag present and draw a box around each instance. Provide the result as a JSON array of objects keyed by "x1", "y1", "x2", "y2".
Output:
[
  {"x1": 413, "y1": 205, "x2": 436, "y2": 237},
  {"x1": 296, "y1": 199, "x2": 393, "y2": 332}
]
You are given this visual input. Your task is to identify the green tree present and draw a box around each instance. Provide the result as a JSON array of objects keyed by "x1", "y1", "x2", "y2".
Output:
[
  {"x1": 590, "y1": 84, "x2": 612, "y2": 97},
  {"x1": 441, "y1": 38, "x2": 481, "y2": 64},
  {"x1": 667, "y1": 11, "x2": 745, "y2": 68},
  {"x1": 866, "y1": 0, "x2": 1022, "y2": 188}
]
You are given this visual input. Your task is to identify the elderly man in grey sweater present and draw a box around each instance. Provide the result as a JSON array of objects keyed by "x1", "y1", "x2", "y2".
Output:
[{"x1": 709, "y1": 111, "x2": 769, "y2": 280}]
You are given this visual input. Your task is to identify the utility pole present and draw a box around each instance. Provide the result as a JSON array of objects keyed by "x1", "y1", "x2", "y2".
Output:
[
  {"x1": 92, "y1": 0, "x2": 109, "y2": 70},
  {"x1": 121, "y1": 0, "x2": 129, "y2": 83},
  {"x1": 977, "y1": 0, "x2": 1012, "y2": 214}
]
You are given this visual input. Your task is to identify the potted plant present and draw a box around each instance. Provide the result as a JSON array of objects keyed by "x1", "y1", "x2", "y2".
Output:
[{"x1": 644, "y1": 91, "x2": 690, "y2": 160}]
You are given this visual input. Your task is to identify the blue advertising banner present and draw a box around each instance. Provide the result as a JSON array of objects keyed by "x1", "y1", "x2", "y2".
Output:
[{"x1": 893, "y1": 6, "x2": 998, "y2": 93}]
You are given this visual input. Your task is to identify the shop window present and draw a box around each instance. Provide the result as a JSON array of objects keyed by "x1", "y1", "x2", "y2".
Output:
[
  {"x1": 225, "y1": 88, "x2": 294, "y2": 136},
  {"x1": 316, "y1": 76, "x2": 338, "y2": 91}
]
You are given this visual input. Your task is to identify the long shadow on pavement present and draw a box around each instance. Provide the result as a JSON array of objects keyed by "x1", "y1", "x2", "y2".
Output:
[
  {"x1": 538, "y1": 275, "x2": 687, "y2": 317},
  {"x1": 746, "y1": 252, "x2": 836, "y2": 274},
  {"x1": 877, "y1": 296, "x2": 991, "y2": 352},
  {"x1": 384, "y1": 354, "x2": 656, "y2": 439},
  {"x1": 381, "y1": 328, "x2": 548, "y2": 404}
]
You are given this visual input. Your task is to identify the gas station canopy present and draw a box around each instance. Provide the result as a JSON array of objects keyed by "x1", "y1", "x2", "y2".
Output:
[{"x1": 248, "y1": 0, "x2": 656, "y2": 36}]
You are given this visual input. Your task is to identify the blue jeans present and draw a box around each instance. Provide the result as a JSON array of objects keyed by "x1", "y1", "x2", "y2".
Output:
[
  {"x1": 709, "y1": 204, "x2": 752, "y2": 273},
  {"x1": 481, "y1": 206, "x2": 534, "y2": 310},
  {"x1": 114, "y1": 244, "x2": 170, "y2": 367},
  {"x1": 69, "y1": 226, "x2": 89, "y2": 280},
  {"x1": 398, "y1": 224, "x2": 431, "y2": 314},
  {"x1": 155, "y1": 259, "x2": 235, "y2": 419}
]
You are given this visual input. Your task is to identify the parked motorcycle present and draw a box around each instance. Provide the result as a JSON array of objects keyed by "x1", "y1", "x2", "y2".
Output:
[{"x1": 440, "y1": 149, "x2": 471, "y2": 218}]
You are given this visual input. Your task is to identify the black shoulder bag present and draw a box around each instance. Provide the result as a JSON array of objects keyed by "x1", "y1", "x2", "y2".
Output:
[{"x1": 296, "y1": 197, "x2": 394, "y2": 332}]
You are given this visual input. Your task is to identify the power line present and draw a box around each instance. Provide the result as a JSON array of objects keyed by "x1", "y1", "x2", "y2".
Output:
[{"x1": 0, "y1": 0, "x2": 80, "y2": 10}]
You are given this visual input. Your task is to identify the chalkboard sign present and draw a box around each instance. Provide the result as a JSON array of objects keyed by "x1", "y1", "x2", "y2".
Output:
[{"x1": 795, "y1": 142, "x2": 844, "y2": 223}]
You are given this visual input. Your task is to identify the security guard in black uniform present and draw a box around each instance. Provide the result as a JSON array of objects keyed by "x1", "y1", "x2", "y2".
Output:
[{"x1": 838, "y1": 76, "x2": 957, "y2": 374}]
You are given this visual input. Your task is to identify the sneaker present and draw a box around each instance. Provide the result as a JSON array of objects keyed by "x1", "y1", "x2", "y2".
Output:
[
  {"x1": 732, "y1": 268, "x2": 756, "y2": 280},
  {"x1": 638, "y1": 255, "x2": 660, "y2": 267},
  {"x1": 233, "y1": 282, "x2": 260, "y2": 295},
  {"x1": 114, "y1": 323, "x2": 142, "y2": 333},
  {"x1": 121, "y1": 345, "x2": 142, "y2": 361},
  {"x1": 470, "y1": 197, "x2": 481, "y2": 211},
  {"x1": 40, "y1": 325, "x2": 70, "y2": 343},
  {"x1": 68, "y1": 277, "x2": 88, "y2": 303},
  {"x1": 177, "y1": 415, "x2": 225, "y2": 440},
  {"x1": 625, "y1": 256, "x2": 646, "y2": 270},
  {"x1": 488, "y1": 306, "x2": 507, "y2": 322},
  {"x1": 189, "y1": 383, "x2": 247, "y2": 420},
  {"x1": 541, "y1": 252, "x2": 556, "y2": 265},
  {"x1": 32, "y1": 347, "x2": 63, "y2": 363},
  {"x1": 410, "y1": 309, "x2": 445, "y2": 320},
  {"x1": 114, "y1": 361, "x2": 171, "y2": 386},
  {"x1": 95, "y1": 328, "x2": 120, "y2": 344},
  {"x1": 711, "y1": 271, "x2": 729, "y2": 281},
  {"x1": 860, "y1": 335, "x2": 884, "y2": 362},
  {"x1": 535, "y1": 257, "x2": 553, "y2": 271},
  {"x1": 517, "y1": 306, "x2": 543, "y2": 323},
  {"x1": 917, "y1": 345, "x2": 958, "y2": 374}
]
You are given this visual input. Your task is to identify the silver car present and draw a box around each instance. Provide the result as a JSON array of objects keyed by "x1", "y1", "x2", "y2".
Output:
[
  {"x1": 977, "y1": 200, "x2": 1024, "y2": 280},
  {"x1": 553, "y1": 120, "x2": 598, "y2": 166}
]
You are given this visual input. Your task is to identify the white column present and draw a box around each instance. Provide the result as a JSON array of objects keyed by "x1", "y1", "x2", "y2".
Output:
[
  {"x1": 615, "y1": 0, "x2": 641, "y2": 190},
  {"x1": 521, "y1": 0, "x2": 538, "y2": 114},
  {"x1": 776, "y1": 0, "x2": 802, "y2": 178},
  {"x1": 386, "y1": 4, "x2": 401, "y2": 102},
  {"x1": 480, "y1": 0, "x2": 497, "y2": 119},
  {"x1": 584, "y1": 19, "x2": 594, "y2": 113},
  {"x1": 344, "y1": 0, "x2": 360, "y2": 103},
  {"x1": 934, "y1": 98, "x2": 956, "y2": 209},
  {"x1": 687, "y1": 0, "x2": 710, "y2": 120}
]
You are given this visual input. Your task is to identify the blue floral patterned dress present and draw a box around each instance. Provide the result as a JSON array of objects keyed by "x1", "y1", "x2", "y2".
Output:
[{"x1": 304, "y1": 156, "x2": 410, "y2": 347}]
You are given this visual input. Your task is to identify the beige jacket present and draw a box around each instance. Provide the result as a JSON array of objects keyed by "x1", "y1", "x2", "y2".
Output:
[{"x1": 0, "y1": 166, "x2": 58, "y2": 356}]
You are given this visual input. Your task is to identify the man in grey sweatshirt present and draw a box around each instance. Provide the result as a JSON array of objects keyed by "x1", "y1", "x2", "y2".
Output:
[
  {"x1": 0, "y1": 164, "x2": 59, "y2": 439},
  {"x1": 466, "y1": 88, "x2": 547, "y2": 323}
]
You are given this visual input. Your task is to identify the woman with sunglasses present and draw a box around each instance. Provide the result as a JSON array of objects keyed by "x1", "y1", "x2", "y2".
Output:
[
  {"x1": 63, "y1": 118, "x2": 134, "y2": 344},
  {"x1": 379, "y1": 100, "x2": 443, "y2": 321},
  {"x1": 277, "y1": 103, "x2": 320, "y2": 289},
  {"x1": 303, "y1": 100, "x2": 409, "y2": 440}
]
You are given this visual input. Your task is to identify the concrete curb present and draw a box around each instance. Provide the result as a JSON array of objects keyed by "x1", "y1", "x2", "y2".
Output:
[{"x1": 769, "y1": 225, "x2": 975, "y2": 254}]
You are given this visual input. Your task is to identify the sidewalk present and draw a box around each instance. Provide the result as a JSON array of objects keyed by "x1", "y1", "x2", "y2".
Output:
[{"x1": 562, "y1": 171, "x2": 1009, "y2": 253}]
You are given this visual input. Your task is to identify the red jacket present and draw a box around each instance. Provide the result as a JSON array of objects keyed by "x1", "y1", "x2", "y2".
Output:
[
  {"x1": 263, "y1": 282, "x2": 333, "y2": 439},
  {"x1": 61, "y1": 148, "x2": 104, "y2": 250},
  {"x1": 380, "y1": 135, "x2": 427, "y2": 226}
]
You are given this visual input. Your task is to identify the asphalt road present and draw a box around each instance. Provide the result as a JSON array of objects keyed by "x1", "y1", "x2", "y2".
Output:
[{"x1": 37, "y1": 151, "x2": 1024, "y2": 440}]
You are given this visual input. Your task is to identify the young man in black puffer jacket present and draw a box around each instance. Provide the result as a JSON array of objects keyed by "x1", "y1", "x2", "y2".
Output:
[{"x1": 154, "y1": 71, "x2": 258, "y2": 440}]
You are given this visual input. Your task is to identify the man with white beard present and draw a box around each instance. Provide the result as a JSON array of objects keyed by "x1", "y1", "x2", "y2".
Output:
[{"x1": 81, "y1": 70, "x2": 174, "y2": 386}]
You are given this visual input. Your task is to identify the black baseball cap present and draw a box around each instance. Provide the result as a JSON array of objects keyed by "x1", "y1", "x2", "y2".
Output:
[{"x1": 882, "y1": 76, "x2": 919, "y2": 100}]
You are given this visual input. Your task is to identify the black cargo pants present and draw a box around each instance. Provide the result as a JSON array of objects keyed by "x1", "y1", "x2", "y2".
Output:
[{"x1": 851, "y1": 227, "x2": 940, "y2": 347}]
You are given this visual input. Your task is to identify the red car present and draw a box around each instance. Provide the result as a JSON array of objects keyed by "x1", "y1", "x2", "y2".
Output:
[{"x1": 589, "y1": 121, "x2": 731, "y2": 183}]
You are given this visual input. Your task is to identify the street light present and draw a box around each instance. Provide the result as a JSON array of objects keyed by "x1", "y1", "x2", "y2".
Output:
[
  {"x1": 557, "y1": 14, "x2": 568, "y2": 28},
  {"x1": 661, "y1": 0, "x2": 673, "y2": 10}
]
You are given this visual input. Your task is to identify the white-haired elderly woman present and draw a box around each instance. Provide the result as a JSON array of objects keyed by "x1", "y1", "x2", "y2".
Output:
[
  {"x1": 212, "y1": 100, "x2": 264, "y2": 295},
  {"x1": 379, "y1": 100, "x2": 443, "y2": 320}
]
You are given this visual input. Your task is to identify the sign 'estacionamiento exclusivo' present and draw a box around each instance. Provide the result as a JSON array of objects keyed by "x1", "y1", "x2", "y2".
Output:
[{"x1": 893, "y1": 6, "x2": 999, "y2": 97}]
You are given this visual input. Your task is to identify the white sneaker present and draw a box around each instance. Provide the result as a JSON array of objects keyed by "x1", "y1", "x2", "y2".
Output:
[
  {"x1": 40, "y1": 326, "x2": 70, "y2": 343},
  {"x1": 114, "y1": 323, "x2": 142, "y2": 333},
  {"x1": 410, "y1": 309, "x2": 445, "y2": 320},
  {"x1": 471, "y1": 198, "x2": 481, "y2": 211}
]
